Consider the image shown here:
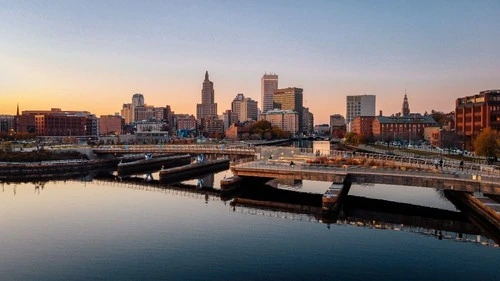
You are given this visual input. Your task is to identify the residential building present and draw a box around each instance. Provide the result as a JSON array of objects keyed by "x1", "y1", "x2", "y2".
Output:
[
  {"x1": 225, "y1": 123, "x2": 251, "y2": 140},
  {"x1": 330, "y1": 114, "x2": 346, "y2": 137},
  {"x1": 135, "y1": 121, "x2": 168, "y2": 132},
  {"x1": 260, "y1": 109, "x2": 299, "y2": 134},
  {"x1": 314, "y1": 124, "x2": 330, "y2": 136},
  {"x1": 351, "y1": 116, "x2": 376, "y2": 139},
  {"x1": 175, "y1": 114, "x2": 197, "y2": 131},
  {"x1": 17, "y1": 108, "x2": 98, "y2": 138},
  {"x1": 0, "y1": 115, "x2": 15, "y2": 134},
  {"x1": 261, "y1": 73, "x2": 278, "y2": 114},
  {"x1": 231, "y1": 93, "x2": 245, "y2": 122},
  {"x1": 121, "y1": 104, "x2": 133, "y2": 124},
  {"x1": 201, "y1": 117, "x2": 224, "y2": 138},
  {"x1": 222, "y1": 110, "x2": 238, "y2": 131},
  {"x1": 455, "y1": 90, "x2": 500, "y2": 150},
  {"x1": 241, "y1": 97, "x2": 258, "y2": 121},
  {"x1": 99, "y1": 115, "x2": 124, "y2": 135},
  {"x1": 273, "y1": 87, "x2": 303, "y2": 132}
]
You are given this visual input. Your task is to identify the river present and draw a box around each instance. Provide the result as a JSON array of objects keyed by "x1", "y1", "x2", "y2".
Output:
[{"x1": 0, "y1": 168, "x2": 498, "y2": 281}]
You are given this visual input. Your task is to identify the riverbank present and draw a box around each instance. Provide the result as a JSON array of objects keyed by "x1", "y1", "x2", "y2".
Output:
[{"x1": 0, "y1": 150, "x2": 88, "y2": 162}]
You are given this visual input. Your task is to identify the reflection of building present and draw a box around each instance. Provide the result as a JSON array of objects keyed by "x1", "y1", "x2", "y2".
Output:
[
  {"x1": 99, "y1": 115, "x2": 124, "y2": 135},
  {"x1": 260, "y1": 109, "x2": 299, "y2": 134},
  {"x1": 455, "y1": 90, "x2": 500, "y2": 150},
  {"x1": 261, "y1": 73, "x2": 278, "y2": 114},
  {"x1": 196, "y1": 71, "x2": 218, "y2": 119},
  {"x1": 273, "y1": 87, "x2": 303, "y2": 132},
  {"x1": 346, "y1": 95, "x2": 376, "y2": 131}
]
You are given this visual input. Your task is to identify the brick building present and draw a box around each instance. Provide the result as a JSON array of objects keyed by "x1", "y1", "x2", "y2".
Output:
[{"x1": 455, "y1": 90, "x2": 500, "y2": 150}]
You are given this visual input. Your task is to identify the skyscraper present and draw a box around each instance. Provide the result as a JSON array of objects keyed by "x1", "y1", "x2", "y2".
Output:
[
  {"x1": 131, "y1": 93, "x2": 145, "y2": 122},
  {"x1": 261, "y1": 73, "x2": 278, "y2": 114},
  {"x1": 231, "y1": 93, "x2": 245, "y2": 122},
  {"x1": 196, "y1": 71, "x2": 218, "y2": 119},
  {"x1": 231, "y1": 93, "x2": 258, "y2": 122},
  {"x1": 273, "y1": 87, "x2": 303, "y2": 132},
  {"x1": 346, "y1": 94, "x2": 376, "y2": 130}
]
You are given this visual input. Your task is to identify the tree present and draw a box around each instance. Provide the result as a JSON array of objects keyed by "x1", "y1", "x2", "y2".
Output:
[
  {"x1": 344, "y1": 132, "x2": 362, "y2": 146},
  {"x1": 429, "y1": 110, "x2": 454, "y2": 127},
  {"x1": 249, "y1": 120, "x2": 273, "y2": 133},
  {"x1": 473, "y1": 127, "x2": 500, "y2": 163},
  {"x1": 249, "y1": 120, "x2": 285, "y2": 140}
]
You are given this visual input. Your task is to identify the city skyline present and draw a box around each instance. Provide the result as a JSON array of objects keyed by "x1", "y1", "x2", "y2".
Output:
[{"x1": 1, "y1": 1, "x2": 499, "y2": 124}]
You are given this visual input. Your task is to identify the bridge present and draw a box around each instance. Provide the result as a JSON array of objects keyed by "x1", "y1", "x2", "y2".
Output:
[
  {"x1": 231, "y1": 160, "x2": 500, "y2": 194},
  {"x1": 92, "y1": 144, "x2": 256, "y2": 156}
]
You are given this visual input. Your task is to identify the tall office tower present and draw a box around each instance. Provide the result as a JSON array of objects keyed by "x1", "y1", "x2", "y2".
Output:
[
  {"x1": 241, "y1": 97, "x2": 258, "y2": 121},
  {"x1": 231, "y1": 93, "x2": 245, "y2": 122},
  {"x1": 273, "y1": 87, "x2": 303, "y2": 132},
  {"x1": 196, "y1": 71, "x2": 218, "y2": 119},
  {"x1": 231, "y1": 93, "x2": 259, "y2": 122},
  {"x1": 346, "y1": 94, "x2": 376, "y2": 129},
  {"x1": 130, "y1": 93, "x2": 145, "y2": 122},
  {"x1": 402, "y1": 93, "x2": 410, "y2": 116},
  {"x1": 302, "y1": 107, "x2": 314, "y2": 134},
  {"x1": 121, "y1": 104, "x2": 133, "y2": 124},
  {"x1": 132, "y1": 93, "x2": 144, "y2": 107},
  {"x1": 261, "y1": 73, "x2": 278, "y2": 114}
]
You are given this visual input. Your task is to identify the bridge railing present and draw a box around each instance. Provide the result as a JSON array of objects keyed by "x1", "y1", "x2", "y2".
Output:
[
  {"x1": 256, "y1": 146, "x2": 500, "y2": 179},
  {"x1": 93, "y1": 144, "x2": 255, "y2": 155}
]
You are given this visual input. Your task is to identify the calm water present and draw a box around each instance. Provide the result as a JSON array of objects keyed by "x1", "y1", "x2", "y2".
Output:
[{"x1": 1, "y1": 170, "x2": 499, "y2": 281}]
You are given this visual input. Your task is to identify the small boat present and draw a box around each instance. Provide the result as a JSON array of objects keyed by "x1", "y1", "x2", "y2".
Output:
[{"x1": 220, "y1": 175, "x2": 242, "y2": 191}]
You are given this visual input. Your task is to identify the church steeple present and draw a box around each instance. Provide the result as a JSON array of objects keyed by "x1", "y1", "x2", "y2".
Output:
[
  {"x1": 16, "y1": 103, "x2": 19, "y2": 116},
  {"x1": 402, "y1": 90, "x2": 410, "y2": 116}
]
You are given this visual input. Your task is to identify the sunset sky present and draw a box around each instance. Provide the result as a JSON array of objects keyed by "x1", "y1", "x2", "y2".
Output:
[{"x1": 1, "y1": 0, "x2": 499, "y2": 124}]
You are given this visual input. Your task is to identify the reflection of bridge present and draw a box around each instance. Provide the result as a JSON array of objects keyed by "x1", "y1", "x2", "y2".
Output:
[
  {"x1": 230, "y1": 196, "x2": 498, "y2": 247},
  {"x1": 88, "y1": 177, "x2": 222, "y2": 202},
  {"x1": 92, "y1": 175, "x2": 491, "y2": 243}
]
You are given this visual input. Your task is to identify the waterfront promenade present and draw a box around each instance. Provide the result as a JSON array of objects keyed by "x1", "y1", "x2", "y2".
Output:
[{"x1": 231, "y1": 160, "x2": 500, "y2": 195}]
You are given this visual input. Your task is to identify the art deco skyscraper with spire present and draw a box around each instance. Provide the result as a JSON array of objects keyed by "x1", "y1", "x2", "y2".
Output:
[{"x1": 196, "y1": 71, "x2": 218, "y2": 119}]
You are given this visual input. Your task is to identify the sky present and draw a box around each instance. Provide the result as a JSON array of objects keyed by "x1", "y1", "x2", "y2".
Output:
[{"x1": 1, "y1": 0, "x2": 499, "y2": 124}]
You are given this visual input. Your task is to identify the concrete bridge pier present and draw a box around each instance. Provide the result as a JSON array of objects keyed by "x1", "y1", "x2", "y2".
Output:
[{"x1": 322, "y1": 174, "x2": 352, "y2": 216}]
